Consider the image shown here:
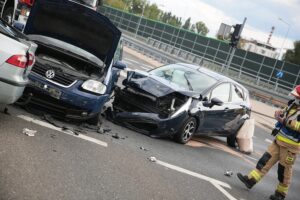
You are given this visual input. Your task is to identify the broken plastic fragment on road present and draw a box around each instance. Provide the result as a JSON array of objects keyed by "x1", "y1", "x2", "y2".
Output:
[
  {"x1": 224, "y1": 170, "x2": 234, "y2": 177},
  {"x1": 148, "y1": 156, "x2": 157, "y2": 162},
  {"x1": 112, "y1": 133, "x2": 120, "y2": 139},
  {"x1": 140, "y1": 146, "x2": 149, "y2": 151},
  {"x1": 22, "y1": 128, "x2": 37, "y2": 137}
]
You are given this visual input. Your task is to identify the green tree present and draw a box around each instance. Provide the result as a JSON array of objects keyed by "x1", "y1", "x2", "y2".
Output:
[
  {"x1": 168, "y1": 16, "x2": 182, "y2": 27},
  {"x1": 122, "y1": 0, "x2": 133, "y2": 11},
  {"x1": 182, "y1": 17, "x2": 191, "y2": 30},
  {"x1": 104, "y1": 0, "x2": 126, "y2": 10},
  {"x1": 190, "y1": 24, "x2": 196, "y2": 32},
  {"x1": 131, "y1": 0, "x2": 146, "y2": 14},
  {"x1": 195, "y1": 21, "x2": 209, "y2": 36},
  {"x1": 285, "y1": 41, "x2": 300, "y2": 65},
  {"x1": 144, "y1": 3, "x2": 161, "y2": 20}
]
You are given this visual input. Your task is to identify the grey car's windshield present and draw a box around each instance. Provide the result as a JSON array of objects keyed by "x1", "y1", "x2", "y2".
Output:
[{"x1": 149, "y1": 64, "x2": 218, "y2": 92}]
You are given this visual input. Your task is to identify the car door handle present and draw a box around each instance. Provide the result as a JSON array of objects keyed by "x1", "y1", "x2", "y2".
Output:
[{"x1": 224, "y1": 107, "x2": 229, "y2": 112}]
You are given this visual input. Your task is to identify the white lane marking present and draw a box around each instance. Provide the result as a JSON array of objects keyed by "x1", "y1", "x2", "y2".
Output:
[
  {"x1": 265, "y1": 138, "x2": 273, "y2": 144},
  {"x1": 155, "y1": 160, "x2": 237, "y2": 200},
  {"x1": 155, "y1": 160, "x2": 230, "y2": 188},
  {"x1": 211, "y1": 181, "x2": 237, "y2": 200},
  {"x1": 244, "y1": 154, "x2": 258, "y2": 161},
  {"x1": 124, "y1": 58, "x2": 153, "y2": 70},
  {"x1": 124, "y1": 58, "x2": 140, "y2": 64},
  {"x1": 142, "y1": 64, "x2": 154, "y2": 69},
  {"x1": 18, "y1": 115, "x2": 108, "y2": 147},
  {"x1": 139, "y1": 65, "x2": 151, "y2": 70}
]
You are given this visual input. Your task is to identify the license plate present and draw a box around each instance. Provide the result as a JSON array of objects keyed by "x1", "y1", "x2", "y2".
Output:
[{"x1": 31, "y1": 81, "x2": 62, "y2": 99}]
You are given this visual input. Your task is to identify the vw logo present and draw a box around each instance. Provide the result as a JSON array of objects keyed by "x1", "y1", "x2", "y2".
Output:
[{"x1": 45, "y1": 70, "x2": 55, "y2": 79}]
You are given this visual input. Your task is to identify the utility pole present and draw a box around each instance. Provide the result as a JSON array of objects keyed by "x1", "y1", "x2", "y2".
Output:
[
  {"x1": 135, "y1": 1, "x2": 147, "y2": 38},
  {"x1": 226, "y1": 17, "x2": 247, "y2": 71}
]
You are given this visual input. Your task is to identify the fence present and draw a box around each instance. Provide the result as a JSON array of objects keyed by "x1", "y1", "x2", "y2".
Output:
[{"x1": 99, "y1": 5, "x2": 300, "y2": 95}]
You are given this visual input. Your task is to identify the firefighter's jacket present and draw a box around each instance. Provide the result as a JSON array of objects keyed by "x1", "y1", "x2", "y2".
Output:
[{"x1": 275, "y1": 102, "x2": 300, "y2": 153}]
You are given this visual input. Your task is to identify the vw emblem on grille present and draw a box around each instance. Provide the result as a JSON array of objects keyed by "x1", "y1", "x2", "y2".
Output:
[{"x1": 45, "y1": 70, "x2": 55, "y2": 79}]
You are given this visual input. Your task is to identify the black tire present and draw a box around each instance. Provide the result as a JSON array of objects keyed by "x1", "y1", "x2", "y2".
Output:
[
  {"x1": 2, "y1": 7, "x2": 14, "y2": 24},
  {"x1": 227, "y1": 134, "x2": 237, "y2": 148},
  {"x1": 174, "y1": 117, "x2": 197, "y2": 144}
]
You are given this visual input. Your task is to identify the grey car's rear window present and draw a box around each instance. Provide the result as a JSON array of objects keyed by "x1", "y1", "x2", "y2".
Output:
[{"x1": 150, "y1": 64, "x2": 218, "y2": 92}]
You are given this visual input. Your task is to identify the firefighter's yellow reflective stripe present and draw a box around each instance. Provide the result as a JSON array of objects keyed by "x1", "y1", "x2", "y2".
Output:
[
  {"x1": 277, "y1": 184, "x2": 289, "y2": 194},
  {"x1": 277, "y1": 135, "x2": 300, "y2": 146},
  {"x1": 294, "y1": 121, "x2": 300, "y2": 131},
  {"x1": 249, "y1": 170, "x2": 261, "y2": 182},
  {"x1": 286, "y1": 156, "x2": 294, "y2": 162}
]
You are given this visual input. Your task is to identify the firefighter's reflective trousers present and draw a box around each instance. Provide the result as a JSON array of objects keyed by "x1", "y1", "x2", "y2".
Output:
[{"x1": 247, "y1": 141, "x2": 297, "y2": 197}]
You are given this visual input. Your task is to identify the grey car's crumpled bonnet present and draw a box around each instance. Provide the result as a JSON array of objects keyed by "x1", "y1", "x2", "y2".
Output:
[{"x1": 24, "y1": 0, "x2": 121, "y2": 67}]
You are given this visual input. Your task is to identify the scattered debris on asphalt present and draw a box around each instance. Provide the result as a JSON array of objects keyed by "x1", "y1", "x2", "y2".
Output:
[
  {"x1": 22, "y1": 128, "x2": 37, "y2": 137},
  {"x1": 148, "y1": 156, "x2": 157, "y2": 162},
  {"x1": 97, "y1": 127, "x2": 104, "y2": 134},
  {"x1": 50, "y1": 134, "x2": 56, "y2": 139},
  {"x1": 103, "y1": 128, "x2": 112, "y2": 133},
  {"x1": 224, "y1": 170, "x2": 233, "y2": 177},
  {"x1": 140, "y1": 146, "x2": 149, "y2": 151},
  {"x1": 42, "y1": 114, "x2": 87, "y2": 136},
  {"x1": 112, "y1": 133, "x2": 120, "y2": 139},
  {"x1": 4, "y1": 107, "x2": 10, "y2": 115}
]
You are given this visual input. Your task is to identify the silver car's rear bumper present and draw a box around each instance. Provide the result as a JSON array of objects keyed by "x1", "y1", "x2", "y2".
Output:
[{"x1": 0, "y1": 78, "x2": 26, "y2": 104}]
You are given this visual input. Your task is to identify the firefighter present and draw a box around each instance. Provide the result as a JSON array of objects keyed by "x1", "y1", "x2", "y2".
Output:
[{"x1": 237, "y1": 85, "x2": 300, "y2": 200}]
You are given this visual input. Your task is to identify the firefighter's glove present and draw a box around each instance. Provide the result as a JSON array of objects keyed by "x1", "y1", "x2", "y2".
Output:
[{"x1": 274, "y1": 111, "x2": 285, "y2": 124}]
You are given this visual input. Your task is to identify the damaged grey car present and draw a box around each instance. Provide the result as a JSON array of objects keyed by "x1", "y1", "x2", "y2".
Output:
[{"x1": 112, "y1": 63, "x2": 251, "y2": 146}]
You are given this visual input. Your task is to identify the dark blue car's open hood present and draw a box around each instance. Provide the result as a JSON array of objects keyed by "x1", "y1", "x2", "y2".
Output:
[{"x1": 24, "y1": 0, "x2": 121, "y2": 66}]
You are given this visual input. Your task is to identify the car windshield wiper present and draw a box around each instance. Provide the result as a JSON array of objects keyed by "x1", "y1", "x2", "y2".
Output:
[{"x1": 184, "y1": 73, "x2": 193, "y2": 91}]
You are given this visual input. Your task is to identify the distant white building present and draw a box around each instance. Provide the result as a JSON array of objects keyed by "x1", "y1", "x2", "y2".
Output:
[{"x1": 242, "y1": 40, "x2": 278, "y2": 58}]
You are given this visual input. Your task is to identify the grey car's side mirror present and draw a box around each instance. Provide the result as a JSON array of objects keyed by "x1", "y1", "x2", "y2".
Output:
[
  {"x1": 211, "y1": 97, "x2": 223, "y2": 106},
  {"x1": 113, "y1": 61, "x2": 127, "y2": 70},
  {"x1": 203, "y1": 97, "x2": 223, "y2": 108}
]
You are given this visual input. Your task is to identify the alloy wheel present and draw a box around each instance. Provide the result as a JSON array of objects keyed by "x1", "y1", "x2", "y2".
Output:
[{"x1": 182, "y1": 121, "x2": 196, "y2": 142}]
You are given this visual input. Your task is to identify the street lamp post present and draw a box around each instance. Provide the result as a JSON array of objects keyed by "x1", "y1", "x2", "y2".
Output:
[
  {"x1": 278, "y1": 18, "x2": 291, "y2": 60},
  {"x1": 273, "y1": 17, "x2": 291, "y2": 91},
  {"x1": 134, "y1": 1, "x2": 147, "y2": 38}
]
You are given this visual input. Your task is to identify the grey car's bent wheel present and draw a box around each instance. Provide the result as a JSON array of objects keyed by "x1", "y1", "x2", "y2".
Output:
[
  {"x1": 174, "y1": 117, "x2": 197, "y2": 144},
  {"x1": 3, "y1": 7, "x2": 14, "y2": 24}
]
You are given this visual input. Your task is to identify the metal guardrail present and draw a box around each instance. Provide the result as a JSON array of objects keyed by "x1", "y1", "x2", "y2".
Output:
[{"x1": 122, "y1": 34, "x2": 290, "y2": 107}]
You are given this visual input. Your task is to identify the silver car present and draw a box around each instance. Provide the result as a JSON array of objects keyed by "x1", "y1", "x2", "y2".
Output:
[{"x1": 0, "y1": 18, "x2": 36, "y2": 105}]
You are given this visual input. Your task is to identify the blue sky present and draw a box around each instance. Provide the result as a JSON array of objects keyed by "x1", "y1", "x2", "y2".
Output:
[{"x1": 149, "y1": 0, "x2": 300, "y2": 50}]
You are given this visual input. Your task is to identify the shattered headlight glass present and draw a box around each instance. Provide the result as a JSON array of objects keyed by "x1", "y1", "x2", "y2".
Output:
[{"x1": 82, "y1": 80, "x2": 106, "y2": 95}]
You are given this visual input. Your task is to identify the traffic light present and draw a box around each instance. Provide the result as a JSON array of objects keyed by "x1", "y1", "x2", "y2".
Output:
[{"x1": 230, "y1": 24, "x2": 242, "y2": 47}]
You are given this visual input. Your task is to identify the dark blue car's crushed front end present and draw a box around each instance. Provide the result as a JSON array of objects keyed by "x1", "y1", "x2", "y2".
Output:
[{"x1": 19, "y1": 0, "x2": 123, "y2": 122}]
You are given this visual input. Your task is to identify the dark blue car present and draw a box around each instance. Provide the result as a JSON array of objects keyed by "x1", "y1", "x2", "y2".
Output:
[
  {"x1": 113, "y1": 63, "x2": 251, "y2": 145},
  {"x1": 19, "y1": 0, "x2": 125, "y2": 124}
]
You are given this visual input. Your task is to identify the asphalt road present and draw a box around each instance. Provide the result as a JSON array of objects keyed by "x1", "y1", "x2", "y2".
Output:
[{"x1": 0, "y1": 49, "x2": 299, "y2": 200}]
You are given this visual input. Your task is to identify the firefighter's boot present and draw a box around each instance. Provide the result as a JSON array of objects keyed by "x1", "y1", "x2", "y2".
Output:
[
  {"x1": 269, "y1": 191, "x2": 285, "y2": 200},
  {"x1": 237, "y1": 173, "x2": 256, "y2": 189}
]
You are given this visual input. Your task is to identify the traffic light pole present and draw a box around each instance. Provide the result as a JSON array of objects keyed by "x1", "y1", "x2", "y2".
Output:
[{"x1": 226, "y1": 18, "x2": 247, "y2": 71}]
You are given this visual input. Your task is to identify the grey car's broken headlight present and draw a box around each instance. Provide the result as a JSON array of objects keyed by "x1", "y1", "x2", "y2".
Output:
[{"x1": 82, "y1": 80, "x2": 106, "y2": 95}]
